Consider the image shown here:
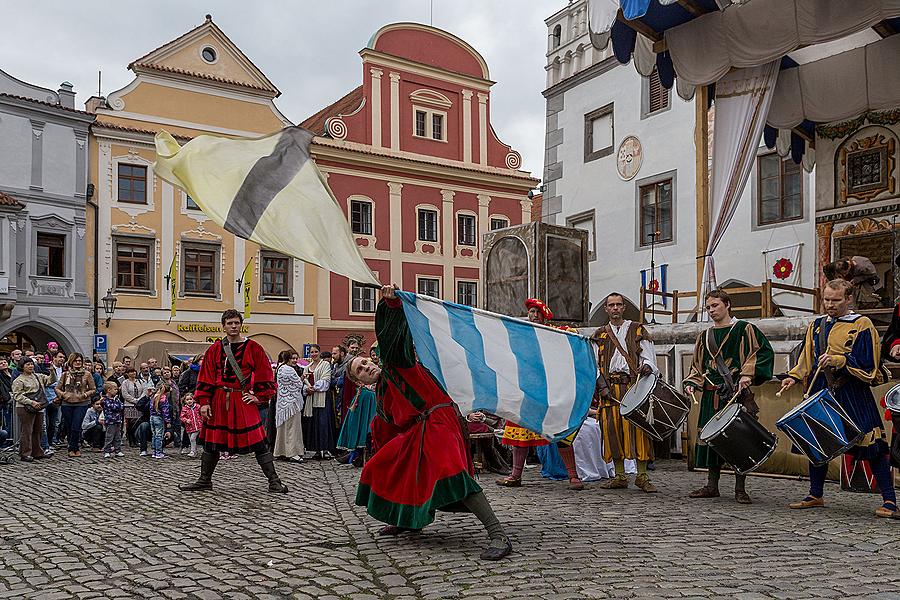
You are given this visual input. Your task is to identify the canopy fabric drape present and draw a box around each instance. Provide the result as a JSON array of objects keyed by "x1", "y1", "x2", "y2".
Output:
[
  {"x1": 767, "y1": 34, "x2": 900, "y2": 128},
  {"x1": 666, "y1": 0, "x2": 900, "y2": 86},
  {"x1": 701, "y1": 62, "x2": 780, "y2": 298},
  {"x1": 588, "y1": 0, "x2": 682, "y2": 36}
]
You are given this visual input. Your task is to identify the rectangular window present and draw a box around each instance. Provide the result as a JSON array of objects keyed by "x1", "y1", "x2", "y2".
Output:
[
  {"x1": 115, "y1": 241, "x2": 151, "y2": 291},
  {"x1": 412, "y1": 107, "x2": 446, "y2": 141},
  {"x1": 584, "y1": 104, "x2": 614, "y2": 162},
  {"x1": 646, "y1": 68, "x2": 670, "y2": 115},
  {"x1": 117, "y1": 164, "x2": 147, "y2": 204},
  {"x1": 566, "y1": 210, "x2": 596, "y2": 261},
  {"x1": 639, "y1": 179, "x2": 673, "y2": 246},
  {"x1": 351, "y1": 281, "x2": 376, "y2": 313},
  {"x1": 36, "y1": 233, "x2": 65, "y2": 277},
  {"x1": 490, "y1": 217, "x2": 509, "y2": 231},
  {"x1": 757, "y1": 154, "x2": 803, "y2": 225},
  {"x1": 457, "y1": 214, "x2": 476, "y2": 246},
  {"x1": 182, "y1": 246, "x2": 218, "y2": 296},
  {"x1": 457, "y1": 281, "x2": 477, "y2": 307},
  {"x1": 432, "y1": 113, "x2": 443, "y2": 141},
  {"x1": 418, "y1": 277, "x2": 440, "y2": 298},
  {"x1": 261, "y1": 252, "x2": 291, "y2": 299},
  {"x1": 350, "y1": 200, "x2": 373, "y2": 235},
  {"x1": 418, "y1": 209, "x2": 438, "y2": 242},
  {"x1": 415, "y1": 110, "x2": 427, "y2": 137},
  {"x1": 185, "y1": 194, "x2": 200, "y2": 210}
]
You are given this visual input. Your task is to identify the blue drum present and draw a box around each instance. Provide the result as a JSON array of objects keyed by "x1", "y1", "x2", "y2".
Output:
[{"x1": 776, "y1": 389, "x2": 864, "y2": 466}]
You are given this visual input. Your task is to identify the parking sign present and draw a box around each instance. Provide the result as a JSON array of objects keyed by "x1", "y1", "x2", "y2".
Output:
[{"x1": 93, "y1": 334, "x2": 108, "y2": 354}]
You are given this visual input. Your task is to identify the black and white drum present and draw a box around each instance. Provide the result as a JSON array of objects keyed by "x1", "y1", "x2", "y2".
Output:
[
  {"x1": 619, "y1": 372, "x2": 691, "y2": 441},
  {"x1": 700, "y1": 403, "x2": 777, "y2": 475}
]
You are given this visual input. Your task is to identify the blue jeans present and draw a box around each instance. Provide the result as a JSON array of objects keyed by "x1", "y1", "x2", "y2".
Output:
[
  {"x1": 46, "y1": 402, "x2": 60, "y2": 444},
  {"x1": 150, "y1": 416, "x2": 165, "y2": 454},
  {"x1": 135, "y1": 421, "x2": 151, "y2": 452},
  {"x1": 0, "y1": 403, "x2": 12, "y2": 446},
  {"x1": 61, "y1": 405, "x2": 88, "y2": 452}
]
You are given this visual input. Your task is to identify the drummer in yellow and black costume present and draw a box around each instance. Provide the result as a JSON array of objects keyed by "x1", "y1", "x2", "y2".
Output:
[
  {"x1": 780, "y1": 279, "x2": 897, "y2": 518},
  {"x1": 496, "y1": 298, "x2": 585, "y2": 491},
  {"x1": 591, "y1": 292, "x2": 659, "y2": 493},
  {"x1": 683, "y1": 289, "x2": 774, "y2": 504}
]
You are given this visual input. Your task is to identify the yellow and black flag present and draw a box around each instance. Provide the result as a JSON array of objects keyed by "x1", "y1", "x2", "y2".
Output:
[{"x1": 153, "y1": 127, "x2": 380, "y2": 286}]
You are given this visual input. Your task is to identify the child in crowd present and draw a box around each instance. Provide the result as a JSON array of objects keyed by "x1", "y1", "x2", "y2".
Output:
[
  {"x1": 81, "y1": 398, "x2": 106, "y2": 450},
  {"x1": 149, "y1": 383, "x2": 171, "y2": 459},
  {"x1": 101, "y1": 381, "x2": 125, "y2": 458},
  {"x1": 179, "y1": 393, "x2": 202, "y2": 457}
]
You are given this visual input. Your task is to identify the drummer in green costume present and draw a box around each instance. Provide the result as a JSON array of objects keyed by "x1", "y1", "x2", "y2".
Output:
[{"x1": 683, "y1": 289, "x2": 774, "y2": 504}]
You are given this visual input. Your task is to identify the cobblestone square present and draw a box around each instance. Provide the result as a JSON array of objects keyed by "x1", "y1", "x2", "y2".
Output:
[{"x1": 1, "y1": 452, "x2": 898, "y2": 600}]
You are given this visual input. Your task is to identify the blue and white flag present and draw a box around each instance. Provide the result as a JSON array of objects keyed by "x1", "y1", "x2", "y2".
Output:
[{"x1": 396, "y1": 291, "x2": 598, "y2": 442}]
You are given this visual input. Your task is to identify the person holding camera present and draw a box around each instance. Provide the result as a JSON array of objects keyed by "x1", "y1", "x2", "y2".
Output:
[{"x1": 12, "y1": 358, "x2": 56, "y2": 462}]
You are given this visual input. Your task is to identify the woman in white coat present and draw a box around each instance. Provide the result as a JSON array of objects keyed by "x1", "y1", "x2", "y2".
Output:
[{"x1": 273, "y1": 350, "x2": 305, "y2": 463}]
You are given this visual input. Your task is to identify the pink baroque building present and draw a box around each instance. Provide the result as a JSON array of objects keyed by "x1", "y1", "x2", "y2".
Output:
[{"x1": 301, "y1": 23, "x2": 539, "y2": 351}]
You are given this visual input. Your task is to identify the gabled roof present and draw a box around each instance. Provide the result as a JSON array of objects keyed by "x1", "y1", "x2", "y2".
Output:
[
  {"x1": 300, "y1": 86, "x2": 364, "y2": 134},
  {"x1": 128, "y1": 14, "x2": 280, "y2": 97}
]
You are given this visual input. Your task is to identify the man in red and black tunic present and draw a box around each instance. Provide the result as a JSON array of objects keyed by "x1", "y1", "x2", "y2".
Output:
[{"x1": 179, "y1": 309, "x2": 287, "y2": 493}]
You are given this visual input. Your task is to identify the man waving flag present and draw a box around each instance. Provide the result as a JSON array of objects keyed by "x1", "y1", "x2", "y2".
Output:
[{"x1": 154, "y1": 126, "x2": 380, "y2": 286}]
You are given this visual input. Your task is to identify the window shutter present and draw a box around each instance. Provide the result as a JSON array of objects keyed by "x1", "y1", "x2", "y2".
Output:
[{"x1": 649, "y1": 69, "x2": 668, "y2": 113}]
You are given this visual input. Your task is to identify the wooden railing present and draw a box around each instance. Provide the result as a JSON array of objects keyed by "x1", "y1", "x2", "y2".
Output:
[{"x1": 639, "y1": 281, "x2": 822, "y2": 324}]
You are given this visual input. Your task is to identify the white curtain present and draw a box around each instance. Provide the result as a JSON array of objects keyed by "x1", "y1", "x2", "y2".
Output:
[
  {"x1": 666, "y1": 0, "x2": 900, "y2": 86},
  {"x1": 768, "y1": 34, "x2": 900, "y2": 128},
  {"x1": 701, "y1": 61, "x2": 780, "y2": 298}
]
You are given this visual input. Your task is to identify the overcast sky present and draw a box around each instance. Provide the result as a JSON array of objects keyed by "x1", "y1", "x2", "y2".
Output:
[{"x1": 2, "y1": 1, "x2": 558, "y2": 179}]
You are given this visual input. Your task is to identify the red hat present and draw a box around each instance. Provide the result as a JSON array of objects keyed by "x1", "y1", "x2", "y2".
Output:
[{"x1": 525, "y1": 298, "x2": 553, "y2": 321}]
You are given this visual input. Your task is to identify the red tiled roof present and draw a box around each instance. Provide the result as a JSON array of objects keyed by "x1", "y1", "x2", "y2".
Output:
[
  {"x1": 93, "y1": 120, "x2": 193, "y2": 142},
  {"x1": 0, "y1": 190, "x2": 24, "y2": 208},
  {"x1": 131, "y1": 63, "x2": 276, "y2": 94},
  {"x1": 300, "y1": 86, "x2": 363, "y2": 134},
  {"x1": 0, "y1": 92, "x2": 94, "y2": 117}
]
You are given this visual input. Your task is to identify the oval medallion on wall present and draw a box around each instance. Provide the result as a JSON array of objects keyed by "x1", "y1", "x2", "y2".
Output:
[{"x1": 617, "y1": 135, "x2": 643, "y2": 181}]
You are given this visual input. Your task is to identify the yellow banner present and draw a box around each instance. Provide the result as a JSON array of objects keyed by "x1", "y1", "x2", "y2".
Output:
[
  {"x1": 242, "y1": 258, "x2": 253, "y2": 320},
  {"x1": 168, "y1": 255, "x2": 178, "y2": 320}
]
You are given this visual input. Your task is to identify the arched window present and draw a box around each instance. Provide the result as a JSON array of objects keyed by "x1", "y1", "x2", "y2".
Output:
[{"x1": 552, "y1": 24, "x2": 562, "y2": 48}]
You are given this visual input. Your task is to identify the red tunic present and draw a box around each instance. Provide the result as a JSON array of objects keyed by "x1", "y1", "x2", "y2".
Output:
[
  {"x1": 194, "y1": 338, "x2": 275, "y2": 453},
  {"x1": 355, "y1": 298, "x2": 481, "y2": 529}
]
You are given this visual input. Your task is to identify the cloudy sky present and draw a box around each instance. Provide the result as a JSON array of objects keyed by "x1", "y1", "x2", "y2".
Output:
[{"x1": 2, "y1": 1, "x2": 558, "y2": 178}]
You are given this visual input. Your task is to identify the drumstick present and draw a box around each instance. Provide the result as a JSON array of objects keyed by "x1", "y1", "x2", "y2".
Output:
[{"x1": 803, "y1": 363, "x2": 825, "y2": 399}]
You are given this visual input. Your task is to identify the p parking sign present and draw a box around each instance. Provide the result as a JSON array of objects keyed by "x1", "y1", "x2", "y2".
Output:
[{"x1": 93, "y1": 334, "x2": 108, "y2": 354}]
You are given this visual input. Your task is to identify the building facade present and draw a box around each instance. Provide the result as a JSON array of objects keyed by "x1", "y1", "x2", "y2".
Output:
[
  {"x1": 0, "y1": 69, "x2": 94, "y2": 355},
  {"x1": 543, "y1": 1, "x2": 817, "y2": 324},
  {"x1": 86, "y1": 16, "x2": 316, "y2": 359},
  {"x1": 301, "y1": 23, "x2": 538, "y2": 350}
]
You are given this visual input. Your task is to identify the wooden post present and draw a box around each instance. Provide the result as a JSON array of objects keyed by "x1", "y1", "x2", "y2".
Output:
[
  {"x1": 695, "y1": 86, "x2": 710, "y2": 302},
  {"x1": 639, "y1": 287, "x2": 646, "y2": 323},
  {"x1": 672, "y1": 290, "x2": 679, "y2": 324}
]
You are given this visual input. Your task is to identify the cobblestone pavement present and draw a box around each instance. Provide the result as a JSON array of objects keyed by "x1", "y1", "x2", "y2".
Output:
[{"x1": 1, "y1": 450, "x2": 898, "y2": 600}]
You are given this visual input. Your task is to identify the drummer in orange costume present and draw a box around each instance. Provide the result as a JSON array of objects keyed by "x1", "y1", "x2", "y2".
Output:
[
  {"x1": 780, "y1": 279, "x2": 897, "y2": 518},
  {"x1": 591, "y1": 292, "x2": 659, "y2": 492},
  {"x1": 683, "y1": 289, "x2": 774, "y2": 504},
  {"x1": 496, "y1": 298, "x2": 585, "y2": 491}
]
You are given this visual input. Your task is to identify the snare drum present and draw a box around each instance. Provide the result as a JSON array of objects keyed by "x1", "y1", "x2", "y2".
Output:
[
  {"x1": 884, "y1": 383, "x2": 900, "y2": 415},
  {"x1": 776, "y1": 389, "x2": 864, "y2": 466},
  {"x1": 699, "y1": 403, "x2": 777, "y2": 475},
  {"x1": 619, "y1": 372, "x2": 691, "y2": 441}
]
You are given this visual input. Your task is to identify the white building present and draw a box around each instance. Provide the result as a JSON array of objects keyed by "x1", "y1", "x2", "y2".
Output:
[{"x1": 542, "y1": 1, "x2": 816, "y2": 324}]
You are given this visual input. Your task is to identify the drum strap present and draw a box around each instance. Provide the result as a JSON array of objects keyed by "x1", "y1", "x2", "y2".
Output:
[
  {"x1": 605, "y1": 324, "x2": 639, "y2": 376},
  {"x1": 706, "y1": 327, "x2": 737, "y2": 399},
  {"x1": 815, "y1": 318, "x2": 836, "y2": 390}
]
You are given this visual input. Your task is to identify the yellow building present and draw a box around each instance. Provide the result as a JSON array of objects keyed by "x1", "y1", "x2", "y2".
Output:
[{"x1": 86, "y1": 15, "x2": 316, "y2": 360}]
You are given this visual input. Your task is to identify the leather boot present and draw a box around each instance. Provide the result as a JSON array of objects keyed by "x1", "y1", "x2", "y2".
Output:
[
  {"x1": 257, "y1": 451, "x2": 288, "y2": 493},
  {"x1": 179, "y1": 451, "x2": 219, "y2": 491}
]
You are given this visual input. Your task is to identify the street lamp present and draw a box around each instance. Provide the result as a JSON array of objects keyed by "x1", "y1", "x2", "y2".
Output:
[{"x1": 101, "y1": 288, "x2": 117, "y2": 327}]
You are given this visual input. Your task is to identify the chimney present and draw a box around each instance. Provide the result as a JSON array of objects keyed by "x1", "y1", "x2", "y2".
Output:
[
  {"x1": 58, "y1": 81, "x2": 75, "y2": 109},
  {"x1": 84, "y1": 95, "x2": 106, "y2": 114}
]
